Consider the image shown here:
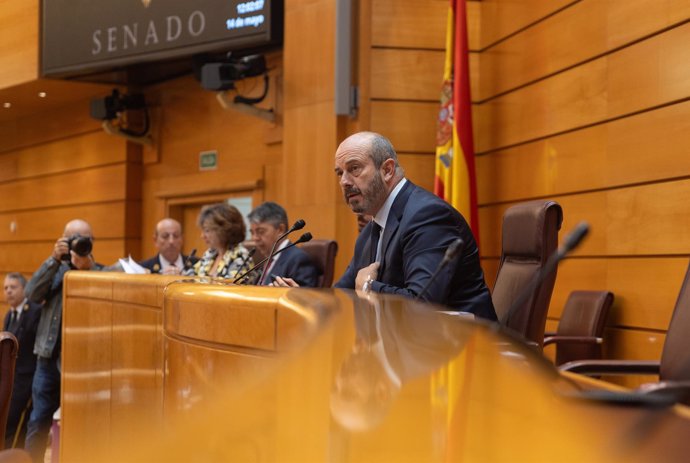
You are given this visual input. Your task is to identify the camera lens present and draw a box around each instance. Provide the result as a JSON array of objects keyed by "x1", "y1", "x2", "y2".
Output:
[{"x1": 66, "y1": 235, "x2": 93, "y2": 258}]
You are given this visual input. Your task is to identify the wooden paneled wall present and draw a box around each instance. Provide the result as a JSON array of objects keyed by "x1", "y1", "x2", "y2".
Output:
[
  {"x1": 2, "y1": 0, "x2": 686, "y2": 387},
  {"x1": 0, "y1": 97, "x2": 142, "y2": 284},
  {"x1": 364, "y1": 0, "x2": 448, "y2": 194},
  {"x1": 475, "y1": 0, "x2": 690, "y2": 385}
]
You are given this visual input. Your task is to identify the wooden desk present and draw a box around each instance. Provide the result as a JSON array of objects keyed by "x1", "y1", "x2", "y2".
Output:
[{"x1": 60, "y1": 273, "x2": 690, "y2": 462}]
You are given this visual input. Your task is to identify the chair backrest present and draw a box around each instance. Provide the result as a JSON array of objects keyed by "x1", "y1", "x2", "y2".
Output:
[
  {"x1": 491, "y1": 200, "x2": 563, "y2": 346},
  {"x1": 660, "y1": 261, "x2": 690, "y2": 381},
  {"x1": 555, "y1": 290, "x2": 614, "y2": 365},
  {"x1": 0, "y1": 332, "x2": 18, "y2": 450},
  {"x1": 300, "y1": 239, "x2": 338, "y2": 288}
]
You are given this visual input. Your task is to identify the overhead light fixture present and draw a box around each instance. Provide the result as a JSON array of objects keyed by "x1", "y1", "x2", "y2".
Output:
[
  {"x1": 3, "y1": 102, "x2": 10, "y2": 109},
  {"x1": 90, "y1": 89, "x2": 152, "y2": 146},
  {"x1": 38, "y1": 92, "x2": 47, "y2": 98}
]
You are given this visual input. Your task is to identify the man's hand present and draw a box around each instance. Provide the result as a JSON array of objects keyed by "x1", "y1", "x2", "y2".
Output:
[
  {"x1": 52, "y1": 237, "x2": 69, "y2": 262},
  {"x1": 355, "y1": 262, "x2": 379, "y2": 291},
  {"x1": 71, "y1": 251, "x2": 95, "y2": 270},
  {"x1": 162, "y1": 266, "x2": 182, "y2": 275},
  {"x1": 271, "y1": 276, "x2": 300, "y2": 287}
]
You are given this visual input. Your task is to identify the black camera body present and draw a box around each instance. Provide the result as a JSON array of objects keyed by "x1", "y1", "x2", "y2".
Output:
[
  {"x1": 200, "y1": 55, "x2": 267, "y2": 91},
  {"x1": 61, "y1": 235, "x2": 93, "y2": 260}
]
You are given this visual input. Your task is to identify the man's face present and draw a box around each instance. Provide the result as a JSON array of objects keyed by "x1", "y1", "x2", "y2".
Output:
[
  {"x1": 155, "y1": 220, "x2": 183, "y2": 263},
  {"x1": 4, "y1": 277, "x2": 24, "y2": 308},
  {"x1": 250, "y1": 221, "x2": 285, "y2": 259},
  {"x1": 335, "y1": 142, "x2": 387, "y2": 215}
]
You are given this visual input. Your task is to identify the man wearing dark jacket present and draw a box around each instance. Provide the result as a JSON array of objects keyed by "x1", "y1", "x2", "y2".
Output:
[
  {"x1": 24, "y1": 219, "x2": 104, "y2": 462},
  {"x1": 248, "y1": 202, "x2": 320, "y2": 287},
  {"x1": 2, "y1": 273, "x2": 41, "y2": 448}
]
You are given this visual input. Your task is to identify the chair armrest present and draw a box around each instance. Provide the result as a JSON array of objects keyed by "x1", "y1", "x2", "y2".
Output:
[
  {"x1": 543, "y1": 335, "x2": 602, "y2": 347},
  {"x1": 559, "y1": 359, "x2": 660, "y2": 376},
  {"x1": 637, "y1": 380, "x2": 690, "y2": 405},
  {"x1": 544, "y1": 331, "x2": 556, "y2": 337}
]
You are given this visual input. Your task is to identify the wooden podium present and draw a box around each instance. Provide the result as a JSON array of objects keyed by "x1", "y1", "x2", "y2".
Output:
[{"x1": 60, "y1": 272, "x2": 690, "y2": 462}]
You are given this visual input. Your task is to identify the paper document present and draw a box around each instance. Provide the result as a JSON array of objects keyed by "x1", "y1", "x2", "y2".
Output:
[{"x1": 118, "y1": 255, "x2": 149, "y2": 274}]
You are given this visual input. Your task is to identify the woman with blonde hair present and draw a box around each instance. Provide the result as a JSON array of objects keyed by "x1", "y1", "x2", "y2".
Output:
[{"x1": 186, "y1": 203, "x2": 253, "y2": 280}]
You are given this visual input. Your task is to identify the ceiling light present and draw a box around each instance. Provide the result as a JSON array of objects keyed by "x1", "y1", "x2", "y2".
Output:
[
  {"x1": 3, "y1": 102, "x2": 10, "y2": 108},
  {"x1": 38, "y1": 92, "x2": 47, "y2": 98}
]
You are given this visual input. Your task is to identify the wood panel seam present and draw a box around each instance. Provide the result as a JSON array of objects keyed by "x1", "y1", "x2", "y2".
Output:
[
  {"x1": 477, "y1": 173, "x2": 690, "y2": 208},
  {"x1": 476, "y1": 95, "x2": 690, "y2": 155},
  {"x1": 475, "y1": 16, "x2": 690, "y2": 104},
  {"x1": 474, "y1": 0, "x2": 581, "y2": 53}
]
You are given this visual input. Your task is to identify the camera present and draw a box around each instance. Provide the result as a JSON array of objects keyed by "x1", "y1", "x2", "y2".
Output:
[
  {"x1": 61, "y1": 235, "x2": 93, "y2": 261},
  {"x1": 200, "y1": 54, "x2": 267, "y2": 91},
  {"x1": 90, "y1": 89, "x2": 146, "y2": 121}
]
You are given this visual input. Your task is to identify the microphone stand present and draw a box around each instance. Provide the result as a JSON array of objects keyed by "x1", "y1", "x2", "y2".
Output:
[
  {"x1": 182, "y1": 248, "x2": 197, "y2": 272},
  {"x1": 233, "y1": 232, "x2": 313, "y2": 284},
  {"x1": 236, "y1": 248, "x2": 256, "y2": 275},
  {"x1": 415, "y1": 238, "x2": 464, "y2": 301},
  {"x1": 258, "y1": 219, "x2": 306, "y2": 285}
]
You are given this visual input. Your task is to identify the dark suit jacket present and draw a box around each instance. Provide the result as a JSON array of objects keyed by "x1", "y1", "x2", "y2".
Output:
[
  {"x1": 139, "y1": 253, "x2": 196, "y2": 274},
  {"x1": 335, "y1": 181, "x2": 497, "y2": 321},
  {"x1": 3, "y1": 301, "x2": 40, "y2": 376},
  {"x1": 261, "y1": 244, "x2": 320, "y2": 288}
]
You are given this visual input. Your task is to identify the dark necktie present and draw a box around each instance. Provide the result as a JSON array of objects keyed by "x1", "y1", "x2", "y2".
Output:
[
  {"x1": 8, "y1": 310, "x2": 18, "y2": 334},
  {"x1": 370, "y1": 223, "x2": 381, "y2": 263}
]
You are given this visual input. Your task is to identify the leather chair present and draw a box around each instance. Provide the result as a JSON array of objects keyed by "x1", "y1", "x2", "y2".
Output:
[
  {"x1": 543, "y1": 291, "x2": 614, "y2": 366},
  {"x1": 301, "y1": 239, "x2": 338, "y2": 288},
  {"x1": 491, "y1": 200, "x2": 563, "y2": 347},
  {"x1": 561, "y1": 262, "x2": 690, "y2": 404},
  {"x1": 0, "y1": 332, "x2": 18, "y2": 451}
]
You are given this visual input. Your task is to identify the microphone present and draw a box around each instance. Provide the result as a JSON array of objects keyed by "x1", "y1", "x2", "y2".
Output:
[
  {"x1": 257, "y1": 219, "x2": 306, "y2": 285},
  {"x1": 183, "y1": 249, "x2": 197, "y2": 271},
  {"x1": 502, "y1": 221, "x2": 590, "y2": 330},
  {"x1": 233, "y1": 232, "x2": 313, "y2": 284},
  {"x1": 236, "y1": 247, "x2": 256, "y2": 274},
  {"x1": 415, "y1": 238, "x2": 464, "y2": 301}
]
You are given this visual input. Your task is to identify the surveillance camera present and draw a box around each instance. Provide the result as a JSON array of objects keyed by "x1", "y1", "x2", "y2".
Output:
[
  {"x1": 90, "y1": 89, "x2": 146, "y2": 121},
  {"x1": 200, "y1": 54, "x2": 267, "y2": 91}
]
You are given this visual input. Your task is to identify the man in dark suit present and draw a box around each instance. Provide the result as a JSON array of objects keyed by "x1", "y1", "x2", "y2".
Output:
[
  {"x1": 140, "y1": 218, "x2": 196, "y2": 274},
  {"x1": 248, "y1": 202, "x2": 320, "y2": 287},
  {"x1": 332, "y1": 132, "x2": 495, "y2": 320},
  {"x1": 2, "y1": 273, "x2": 41, "y2": 448},
  {"x1": 277, "y1": 132, "x2": 495, "y2": 320}
]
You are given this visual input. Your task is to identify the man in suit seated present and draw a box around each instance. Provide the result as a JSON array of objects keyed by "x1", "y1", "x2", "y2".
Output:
[
  {"x1": 140, "y1": 218, "x2": 196, "y2": 275},
  {"x1": 248, "y1": 202, "x2": 320, "y2": 287},
  {"x1": 275, "y1": 131, "x2": 496, "y2": 320},
  {"x1": 2, "y1": 273, "x2": 41, "y2": 448}
]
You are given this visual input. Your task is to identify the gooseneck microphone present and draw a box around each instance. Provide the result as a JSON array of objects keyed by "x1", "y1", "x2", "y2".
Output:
[
  {"x1": 183, "y1": 249, "x2": 197, "y2": 272},
  {"x1": 502, "y1": 221, "x2": 590, "y2": 329},
  {"x1": 236, "y1": 248, "x2": 256, "y2": 275},
  {"x1": 415, "y1": 238, "x2": 464, "y2": 301},
  {"x1": 257, "y1": 219, "x2": 306, "y2": 285},
  {"x1": 234, "y1": 232, "x2": 313, "y2": 284}
]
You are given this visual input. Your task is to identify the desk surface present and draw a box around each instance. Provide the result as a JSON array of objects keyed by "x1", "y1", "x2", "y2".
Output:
[{"x1": 61, "y1": 274, "x2": 690, "y2": 462}]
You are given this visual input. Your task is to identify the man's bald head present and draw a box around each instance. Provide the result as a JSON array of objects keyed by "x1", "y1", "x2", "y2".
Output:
[{"x1": 64, "y1": 219, "x2": 93, "y2": 239}]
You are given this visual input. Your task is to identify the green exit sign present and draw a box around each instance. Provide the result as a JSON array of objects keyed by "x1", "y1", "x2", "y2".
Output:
[{"x1": 199, "y1": 150, "x2": 218, "y2": 171}]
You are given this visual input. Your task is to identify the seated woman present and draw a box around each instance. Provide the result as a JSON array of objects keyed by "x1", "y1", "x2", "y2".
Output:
[{"x1": 185, "y1": 203, "x2": 254, "y2": 280}]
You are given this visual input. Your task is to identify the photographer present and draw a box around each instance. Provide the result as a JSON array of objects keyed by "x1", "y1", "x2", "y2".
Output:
[{"x1": 23, "y1": 219, "x2": 102, "y2": 463}]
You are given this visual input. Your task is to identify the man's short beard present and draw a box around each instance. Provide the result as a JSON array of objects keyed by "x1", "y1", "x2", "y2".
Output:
[{"x1": 348, "y1": 172, "x2": 386, "y2": 215}]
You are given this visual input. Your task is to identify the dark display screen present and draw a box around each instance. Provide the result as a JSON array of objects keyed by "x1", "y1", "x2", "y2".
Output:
[{"x1": 41, "y1": 0, "x2": 282, "y2": 80}]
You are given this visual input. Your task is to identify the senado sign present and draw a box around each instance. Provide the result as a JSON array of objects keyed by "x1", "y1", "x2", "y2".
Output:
[{"x1": 41, "y1": 0, "x2": 282, "y2": 79}]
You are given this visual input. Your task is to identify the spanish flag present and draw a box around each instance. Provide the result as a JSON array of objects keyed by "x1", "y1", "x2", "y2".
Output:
[{"x1": 434, "y1": 0, "x2": 479, "y2": 245}]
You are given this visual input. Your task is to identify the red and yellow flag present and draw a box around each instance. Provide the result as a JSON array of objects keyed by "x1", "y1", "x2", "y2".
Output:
[{"x1": 434, "y1": 0, "x2": 480, "y2": 245}]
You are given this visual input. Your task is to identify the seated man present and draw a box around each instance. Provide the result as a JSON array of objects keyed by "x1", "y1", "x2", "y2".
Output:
[
  {"x1": 248, "y1": 202, "x2": 320, "y2": 287},
  {"x1": 140, "y1": 218, "x2": 196, "y2": 274},
  {"x1": 2, "y1": 273, "x2": 41, "y2": 448},
  {"x1": 276, "y1": 131, "x2": 497, "y2": 321}
]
